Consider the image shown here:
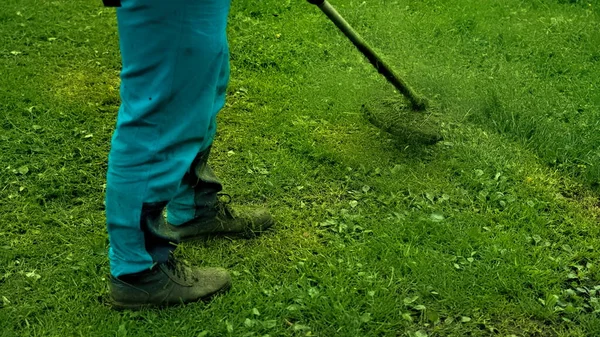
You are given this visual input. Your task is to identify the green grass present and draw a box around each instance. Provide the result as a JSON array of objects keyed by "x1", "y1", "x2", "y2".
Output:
[{"x1": 2, "y1": 0, "x2": 600, "y2": 336}]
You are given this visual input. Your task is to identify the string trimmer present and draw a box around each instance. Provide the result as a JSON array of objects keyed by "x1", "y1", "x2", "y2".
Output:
[{"x1": 307, "y1": 0, "x2": 441, "y2": 144}]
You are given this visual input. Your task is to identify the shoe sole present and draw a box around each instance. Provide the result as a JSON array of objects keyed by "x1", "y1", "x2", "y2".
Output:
[{"x1": 109, "y1": 282, "x2": 232, "y2": 311}]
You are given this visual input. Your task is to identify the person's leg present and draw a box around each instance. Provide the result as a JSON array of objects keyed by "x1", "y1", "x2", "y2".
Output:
[
  {"x1": 166, "y1": 38, "x2": 229, "y2": 227},
  {"x1": 105, "y1": 0, "x2": 232, "y2": 308},
  {"x1": 164, "y1": 49, "x2": 274, "y2": 239}
]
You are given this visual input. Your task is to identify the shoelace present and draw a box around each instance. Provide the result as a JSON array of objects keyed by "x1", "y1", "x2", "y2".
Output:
[{"x1": 164, "y1": 254, "x2": 189, "y2": 282}]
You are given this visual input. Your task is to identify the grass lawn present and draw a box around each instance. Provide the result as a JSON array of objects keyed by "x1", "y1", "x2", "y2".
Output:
[{"x1": 1, "y1": 0, "x2": 600, "y2": 336}]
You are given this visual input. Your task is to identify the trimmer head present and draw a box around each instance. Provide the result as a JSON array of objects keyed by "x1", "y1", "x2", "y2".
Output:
[{"x1": 361, "y1": 99, "x2": 442, "y2": 145}]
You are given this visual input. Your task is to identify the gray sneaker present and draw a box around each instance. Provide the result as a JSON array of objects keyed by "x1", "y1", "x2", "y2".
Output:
[
  {"x1": 110, "y1": 255, "x2": 231, "y2": 310},
  {"x1": 162, "y1": 196, "x2": 275, "y2": 242}
]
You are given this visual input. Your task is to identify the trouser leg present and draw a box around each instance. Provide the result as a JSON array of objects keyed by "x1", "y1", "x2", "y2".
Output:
[
  {"x1": 105, "y1": 0, "x2": 231, "y2": 277},
  {"x1": 166, "y1": 9, "x2": 231, "y2": 226}
]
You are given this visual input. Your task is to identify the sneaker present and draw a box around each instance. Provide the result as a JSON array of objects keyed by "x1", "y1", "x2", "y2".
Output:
[{"x1": 110, "y1": 254, "x2": 231, "y2": 310}]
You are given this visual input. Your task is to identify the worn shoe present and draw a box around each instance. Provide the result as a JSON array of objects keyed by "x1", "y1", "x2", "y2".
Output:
[
  {"x1": 162, "y1": 195, "x2": 274, "y2": 241},
  {"x1": 110, "y1": 255, "x2": 231, "y2": 310}
]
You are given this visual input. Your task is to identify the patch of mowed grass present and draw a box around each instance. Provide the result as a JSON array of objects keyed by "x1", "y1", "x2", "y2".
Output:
[
  {"x1": 2, "y1": 0, "x2": 600, "y2": 336},
  {"x1": 338, "y1": 0, "x2": 600, "y2": 188}
]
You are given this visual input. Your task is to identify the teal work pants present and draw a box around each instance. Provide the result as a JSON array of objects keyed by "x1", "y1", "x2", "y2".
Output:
[{"x1": 106, "y1": 0, "x2": 230, "y2": 277}]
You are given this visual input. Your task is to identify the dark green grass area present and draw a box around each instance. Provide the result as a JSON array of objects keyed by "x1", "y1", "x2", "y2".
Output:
[{"x1": 2, "y1": 0, "x2": 600, "y2": 336}]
